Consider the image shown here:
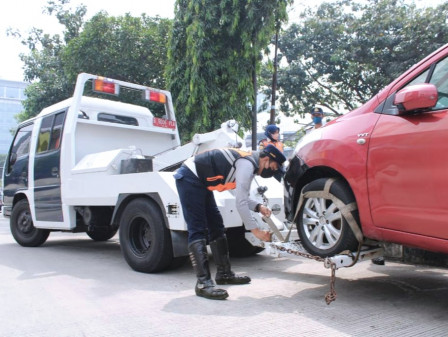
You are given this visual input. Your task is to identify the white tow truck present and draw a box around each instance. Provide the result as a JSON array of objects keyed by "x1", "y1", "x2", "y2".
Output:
[
  {"x1": 3, "y1": 74, "x2": 382, "y2": 303},
  {"x1": 2, "y1": 73, "x2": 291, "y2": 273}
]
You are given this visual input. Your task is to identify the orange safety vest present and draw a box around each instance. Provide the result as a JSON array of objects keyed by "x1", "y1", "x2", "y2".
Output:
[
  {"x1": 194, "y1": 148, "x2": 257, "y2": 192},
  {"x1": 258, "y1": 139, "x2": 284, "y2": 153}
]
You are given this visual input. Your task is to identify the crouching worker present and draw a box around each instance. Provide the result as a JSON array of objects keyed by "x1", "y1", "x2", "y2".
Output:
[{"x1": 174, "y1": 145, "x2": 286, "y2": 300}]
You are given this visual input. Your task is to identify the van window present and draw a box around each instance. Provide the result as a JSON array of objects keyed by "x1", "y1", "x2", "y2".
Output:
[
  {"x1": 7, "y1": 123, "x2": 33, "y2": 173},
  {"x1": 37, "y1": 116, "x2": 52, "y2": 153},
  {"x1": 36, "y1": 111, "x2": 66, "y2": 153},
  {"x1": 49, "y1": 112, "x2": 65, "y2": 150}
]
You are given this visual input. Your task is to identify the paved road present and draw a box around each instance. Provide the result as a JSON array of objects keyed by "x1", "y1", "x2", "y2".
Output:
[{"x1": 0, "y1": 215, "x2": 447, "y2": 337}]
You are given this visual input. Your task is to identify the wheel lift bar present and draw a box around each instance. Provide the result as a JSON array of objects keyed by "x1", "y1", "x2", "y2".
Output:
[
  {"x1": 246, "y1": 231, "x2": 384, "y2": 269},
  {"x1": 245, "y1": 216, "x2": 384, "y2": 304}
]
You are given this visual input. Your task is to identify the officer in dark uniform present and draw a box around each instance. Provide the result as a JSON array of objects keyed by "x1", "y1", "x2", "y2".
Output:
[
  {"x1": 174, "y1": 145, "x2": 286, "y2": 300},
  {"x1": 310, "y1": 107, "x2": 324, "y2": 128}
]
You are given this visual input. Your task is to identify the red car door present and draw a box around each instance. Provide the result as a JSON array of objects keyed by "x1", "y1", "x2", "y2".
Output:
[{"x1": 367, "y1": 56, "x2": 448, "y2": 239}]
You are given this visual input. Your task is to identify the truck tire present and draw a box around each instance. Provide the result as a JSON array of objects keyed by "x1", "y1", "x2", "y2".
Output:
[
  {"x1": 86, "y1": 227, "x2": 117, "y2": 241},
  {"x1": 83, "y1": 206, "x2": 116, "y2": 241},
  {"x1": 10, "y1": 199, "x2": 50, "y2": 247},
  {"x1": 296, "y1": 178, "x2": 359, "y2": 257},
  {"x1": 119, "y1": 198, "x2": 173, "y2": 273},
  {"x1": 226, "y1": 226, "x2": 264, "y2": 257}
]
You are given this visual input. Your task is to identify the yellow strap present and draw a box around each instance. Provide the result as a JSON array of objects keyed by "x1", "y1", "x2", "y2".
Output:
[{"x1": 293, "y1": 178, "x2": 364, "y2": 243}]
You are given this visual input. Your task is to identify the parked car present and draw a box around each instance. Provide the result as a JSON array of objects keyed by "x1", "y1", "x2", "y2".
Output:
[{"x1": 284, "y1": 44, "x2": 448, "y2": 257}]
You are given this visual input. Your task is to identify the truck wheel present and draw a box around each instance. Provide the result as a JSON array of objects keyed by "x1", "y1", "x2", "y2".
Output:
[
  {"x1": 86, "y1": 227, "x2": 117, "y2": 241},
  {"x1": 10, "y1": 199, "x2": 50, "y2": 247},
  {"x1": 83, "y1": 206, "x2": 116, "y2": 241},
  {"x1": 296, "y1": 178, "x2": 359, "y2": 257},
  {"x1": 119, "y1": 198, "x2": 173, "y2": 273},
  {"x1": 226, "y1": 226, "x2": 264, "y2": 257}
]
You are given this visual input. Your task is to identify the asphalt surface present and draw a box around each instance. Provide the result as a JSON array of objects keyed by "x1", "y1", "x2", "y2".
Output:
[{"x1": 1, "y1": 215, "x2": 447, "y2": 337}]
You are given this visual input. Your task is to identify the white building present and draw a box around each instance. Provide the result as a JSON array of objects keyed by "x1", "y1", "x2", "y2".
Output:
[{"x1": 0, "y1": 79, "x2": 28, "y2": 154}]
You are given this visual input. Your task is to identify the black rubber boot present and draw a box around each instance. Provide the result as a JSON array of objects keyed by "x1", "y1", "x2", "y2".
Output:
[
  {"x1": 188, "y1": 239, "x2": 228, "y2": 300},
  {"x1": 210, "y1": 236, "x2": 251, "y2": 285}
]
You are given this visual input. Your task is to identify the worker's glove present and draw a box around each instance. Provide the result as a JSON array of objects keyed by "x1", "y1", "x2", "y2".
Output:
[{"x1": 251, "y1": 228, "x2": 272, "y2": 242}]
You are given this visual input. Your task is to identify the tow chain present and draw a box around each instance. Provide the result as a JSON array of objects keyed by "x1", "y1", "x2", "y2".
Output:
[
  {"x1": 325, "y1": 262, "x2": 337, "y2": 304},
  {"x1": 267, "y1": 241, "x2": 338, "y2": 305},
  {"x1": 257, "y1": 181, "x2": 343, "y2": 305}
]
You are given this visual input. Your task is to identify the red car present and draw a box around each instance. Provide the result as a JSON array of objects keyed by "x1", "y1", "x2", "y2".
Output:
[{"x1": 284, "y1": 44, "x2": 448, "y2": 257}]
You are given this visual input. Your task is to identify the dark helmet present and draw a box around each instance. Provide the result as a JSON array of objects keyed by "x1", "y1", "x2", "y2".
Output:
[{"x1": 264, "y1": 124, "x2": 280, "y2": 141}]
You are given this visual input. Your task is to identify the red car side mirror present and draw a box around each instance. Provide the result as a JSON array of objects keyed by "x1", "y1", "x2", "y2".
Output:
[{"x1": 394, "y1": 83, "x2": 438, "y2": 114}]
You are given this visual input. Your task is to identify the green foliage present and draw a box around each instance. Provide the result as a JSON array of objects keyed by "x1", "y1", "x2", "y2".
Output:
[
  {"x1": 14, "y1": 0, "x2": 87, "y2": 122},
  {"x1": 277, "y1": 0, "x2": 448, "y2": 117},
  {"x1": 15, "y1": 0, "x2": 171, "y2": 122},
  {"x1": 166, "y1": 0, "x2": 292, "y2": 142},
  {"x1": 63, "y1": 13, "x2": 172, "y2": 87}
]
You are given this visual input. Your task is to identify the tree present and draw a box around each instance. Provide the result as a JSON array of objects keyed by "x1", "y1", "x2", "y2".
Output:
[
  {"x1": 63, "y1": 13, "x2": 172, "y2": 87},
  {"x1": 166, "y1": 0, "x2": 292, "y2": 142},
  {"x1": 276, "y1": 0, "x2": 448, "y2": 117},
  {"x1": 12, "y1": 0, "x2": 172, "y2": 122},
  {"x1": 12, "y1": 0, "x2": 87, "y2": 122}
]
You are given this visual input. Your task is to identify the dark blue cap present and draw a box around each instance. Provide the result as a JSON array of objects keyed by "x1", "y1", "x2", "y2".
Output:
[
  {"x1": 263, "y1": 144, "x2": 286, "y2": 181},
  {"x1": 263, "y1": 144, "x2": 286, "y2": 166},
  {"x1": 265, "y1": 125, "x2": 280, "y2": 140}
]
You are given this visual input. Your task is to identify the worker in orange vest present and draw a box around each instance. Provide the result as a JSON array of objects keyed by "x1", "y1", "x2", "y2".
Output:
[
  {"x1": 258, "y1": 124, "x2": 284, "y2": 152},
  {"x1": 174, "y1": 145, "x2": 286, "y2": 300}
]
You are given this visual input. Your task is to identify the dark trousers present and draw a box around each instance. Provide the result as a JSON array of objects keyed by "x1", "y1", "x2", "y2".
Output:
[{"x1": 174, "y1": 165, "x2": 225, "y2": 243}]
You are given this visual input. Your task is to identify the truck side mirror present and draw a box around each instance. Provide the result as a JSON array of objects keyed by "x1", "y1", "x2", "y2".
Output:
[{"x1": 394, "y1": 83, "x2": 438, "y2": 114}]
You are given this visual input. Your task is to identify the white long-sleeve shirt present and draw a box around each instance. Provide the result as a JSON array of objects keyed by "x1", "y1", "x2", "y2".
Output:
[{"x1": 233, "y1": 153, "x2": 260, "y2": 230}]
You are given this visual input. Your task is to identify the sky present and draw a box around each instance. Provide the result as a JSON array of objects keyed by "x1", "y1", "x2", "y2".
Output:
[
  {"x1": 0, "y1": 0, "x2": 176, "y2": 81},
  {"x1": 0, "y1": 0, "x2": 445, "y2": 82}
]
